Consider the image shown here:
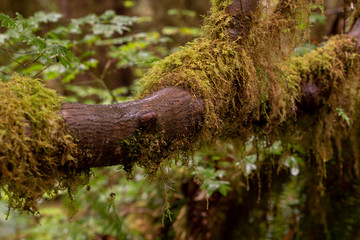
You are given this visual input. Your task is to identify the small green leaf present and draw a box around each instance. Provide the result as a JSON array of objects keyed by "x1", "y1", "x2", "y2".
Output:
[
  {"x1": 219, "y1": 183, "x2": 231, "y2": 196},
  {"x1": 336, "y1": 108, "x2": 351, "y2": 126},
  {"x1": 0, "y1": 13, "x2": 17, "y2": 29},
  {"x1": 33, "y1": 11, "x2": 62, "y2": 23},
  {"x1": 101, "y1": 10, "x2": 116, "y2": 20},
  {"x1": 15, "y1": 12, "x2": 28, "y2": 29},
  {"x1": 205, "y1": 182, "x2": 217, "y2": 197},
  {"x1": 31, "y1": 37, "x2": 47, "y2": 51}
]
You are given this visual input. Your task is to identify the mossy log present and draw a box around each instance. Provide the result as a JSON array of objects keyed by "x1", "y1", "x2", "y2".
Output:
[{"x1": 2, "y1": 0, "x2": 360, "y2": 217}]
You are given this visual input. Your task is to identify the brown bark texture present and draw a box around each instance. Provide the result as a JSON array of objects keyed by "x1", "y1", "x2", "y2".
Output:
[{"x1": 60, "y1": 87, "x2": 203, "y2": 169}]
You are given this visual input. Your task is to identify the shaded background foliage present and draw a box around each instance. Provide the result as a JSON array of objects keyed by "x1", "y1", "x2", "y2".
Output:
[{"x1": 0, "y1": 0, "x2": 359, "y2": 240}]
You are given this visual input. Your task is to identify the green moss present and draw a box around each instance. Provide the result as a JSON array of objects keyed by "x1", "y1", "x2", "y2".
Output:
[
  {"x1": 283, "y1": 35, "x2": 360, "y2": 174},
  {"x1": 210, "y1": 0, "x2": 232, "y2": 11},
  {"x1": 136, "y1": 3, "x2": 360, "y2": 235},
  {"x1": 119, "y1": 131, "x2": 167, "y2": 174},
  {"x1": 132, "y1": 0, "x2": 331, "y2": 185},
  {"x1": 280, "y1": 36, "x2": 360, "y2": 238},
  {"x1": 135, "y1": 1, "x2": 360, "y2": 238},
  {"x1": 137, "y1": 0, "x2": 360, "y2": 175},
  {"x1": 138, "y1": 0, "x2": 315, "y2": 143},
  {"x1": 119, "y1": 129, "x2": 194, "y2": 177},
  {"x1": 0, "y1": 74, "x2": 89, "y2": 215}
]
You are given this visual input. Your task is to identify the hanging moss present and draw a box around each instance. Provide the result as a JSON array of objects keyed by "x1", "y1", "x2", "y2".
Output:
[
  {"x1": 283, "y1": 35, "x2": 360, "y2": 176},
  {"x1": 137, "y1": 0, "x2": 360, "y2": 175},
  {"x1": 0, "y1": 74, "x2": 89, "y2": 215},
  {"x1": 136, "y1": 1, "x2": 360, "y2": 236}
]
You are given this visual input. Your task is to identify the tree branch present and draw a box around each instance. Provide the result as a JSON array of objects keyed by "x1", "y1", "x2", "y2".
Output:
[
  {"x1": 60, "y1": 87, "x2": 204, "y2": 169},
  {"x1": 60, "y1": 1, "x2": 360, "y2": 171}
]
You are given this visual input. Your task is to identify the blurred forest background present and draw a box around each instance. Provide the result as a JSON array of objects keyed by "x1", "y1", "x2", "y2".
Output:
[{"x1": 0, "y1": 0, "x2": 355, "y2": 239}]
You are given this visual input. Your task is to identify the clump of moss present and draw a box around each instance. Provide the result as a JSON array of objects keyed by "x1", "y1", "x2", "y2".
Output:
[
  {"x1": 0, "y1": 74, "x2": 89, "y2": 215},
  {"x1": 280, "y1": 35, "x2": 360, "y2": 238},
  {"x1": 120, "y1": 131, "x2": 167, "y2": 174},
  {"x1": 119, "y1": 128, "x2": 195, "y2": 176},
  {"x1": 138, "y1": 0, "x2": 315, "y2": 143},
  {"x1": 283, "y1": 35, "x2": 360, "y2": 175}
]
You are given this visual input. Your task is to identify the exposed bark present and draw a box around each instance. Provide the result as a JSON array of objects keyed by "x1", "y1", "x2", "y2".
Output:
[{"x1": 60, "y1": 87, "x2": 204, "y2": 168}]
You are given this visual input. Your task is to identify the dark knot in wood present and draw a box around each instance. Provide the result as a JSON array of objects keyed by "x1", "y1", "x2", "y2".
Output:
[{"x1": 139, "y1": 111, "x2": 157, "y2": 131}]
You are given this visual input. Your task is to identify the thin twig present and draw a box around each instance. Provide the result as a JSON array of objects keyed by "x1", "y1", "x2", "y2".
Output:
[
  {"x1": 88, "y1": 59, "x2": 117, "y2": 103},
  {"x1": 30, "y1": 51, "x2": 45, "y2": 65},
  {"x1": 0, "y1": 70, "x2": 11, "y2": 76},
  {"x1": 33, "y1": 63, "x2": 51, "y2": 78},
  {"x1": 0, "y1": 46, "x2": 26, "y2": 67},
  {"x1": 0, "y1": 46, "x2": 45, "y2": 67},
  {"x1": 101, "y1": 59, "x2": 113, "y2": 81},
  {"x1": 0, "y1": 45, "x2": 37, "y2": 54}
]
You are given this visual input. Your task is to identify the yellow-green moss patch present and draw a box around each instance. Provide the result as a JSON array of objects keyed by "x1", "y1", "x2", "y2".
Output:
[
  {"x1": 0, "y1": 74, "x2": 89, "y2": 215},
  {"x1": 138, "y1": 0, "x2": 314, "y2": 143}
]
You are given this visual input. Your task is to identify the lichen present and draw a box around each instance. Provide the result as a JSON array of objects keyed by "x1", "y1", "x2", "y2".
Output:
[{"x1": 0, "y1": 74, "x2": 89, "y2": 215}]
